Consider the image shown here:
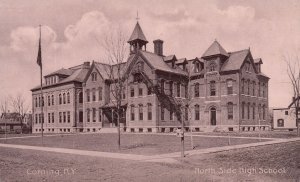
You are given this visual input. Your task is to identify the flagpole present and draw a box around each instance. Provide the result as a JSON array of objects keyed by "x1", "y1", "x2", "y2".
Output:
[{"x1": 38, "y1": 25, "x2": 44, "y2": 145}]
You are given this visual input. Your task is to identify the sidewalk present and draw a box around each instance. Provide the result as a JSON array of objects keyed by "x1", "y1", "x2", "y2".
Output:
[{"x1": 0, "y1": 137, "x2": 298, "y2": 164}]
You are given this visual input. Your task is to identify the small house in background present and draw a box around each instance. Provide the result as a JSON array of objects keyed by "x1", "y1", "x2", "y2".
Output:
[
  {"x1": 0, "y1": 112, "x2": 22, "y2": 133},
  {"x1": 273, "y1": 97, "x2": 300, "y2": 131}
]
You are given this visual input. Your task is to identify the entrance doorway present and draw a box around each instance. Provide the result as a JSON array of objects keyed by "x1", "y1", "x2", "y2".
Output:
[{"x1": 210, "y1": 107, "x2": 216, "y2": 125}]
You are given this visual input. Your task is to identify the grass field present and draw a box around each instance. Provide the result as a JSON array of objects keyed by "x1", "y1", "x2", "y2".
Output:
[
  {"x1": 0, "y1": 141, "x2": 298, "y2": 182},
  {"x1": 0, "y1": 133, "x2": 269, "y2": 155}
]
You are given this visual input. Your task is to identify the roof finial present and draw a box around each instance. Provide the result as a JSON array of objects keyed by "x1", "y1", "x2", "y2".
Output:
[{"x1": 136, "y1": 11, "x2": 139, "y2": 21}]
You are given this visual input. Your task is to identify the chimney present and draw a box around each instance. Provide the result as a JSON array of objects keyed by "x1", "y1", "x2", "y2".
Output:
[
  {"x1": 82, "y1": 61, "x2": 90, "y2": 69},
  {"x1": 153, "y1": 39, "x2": 163, "y2": 56}
]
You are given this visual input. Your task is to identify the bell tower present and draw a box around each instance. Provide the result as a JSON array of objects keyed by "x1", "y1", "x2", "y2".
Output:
[{"x1": 128, "y1": 21, "x2": 148, "y2": 54}]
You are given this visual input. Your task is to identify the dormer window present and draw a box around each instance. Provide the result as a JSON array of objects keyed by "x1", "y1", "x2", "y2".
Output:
[
  {"x1": 91, "y1": 72, "x2": 97, "y2": 81},
  {"x1": 194, "y1": 62, "x2": 200, "y2": 73}
]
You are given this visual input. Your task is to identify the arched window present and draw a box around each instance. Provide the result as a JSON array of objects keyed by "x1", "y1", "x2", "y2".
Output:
[
  {"x1": 78, "y1": 92, "x2": 83, "y2": 103},
  {"x1": 277, "y1": 119, "x2": 284, "y2": 127},
  {"x1": 130, "y1": 105, "x2": 135, "y2": 121},
  {"x1": 262, "y1": 83, "x2": 265, "y2": 97},
  {"x1": 185, "y1": 106, "x2": 188, "y2": 121},
  {"x1": 227, "y1": 80, "x2": 233, "y2": 95},
  {"x1": 209, "y1": 63, "x2": 216, "y2": 72},
  {"x1": 210, "y1": 81, "x2": 216, "y2": 96},
  {"x1": 130, "y1": 87, "x2": 134, "y2": 97},
  {"x1": 48, "y1": 95, "x2": 51, "y2": 106},
  {"x1": 194, "y1": 83, "x2": 200, "y2": 97},
  {"x1": 139, "y1": 104, "x2": 143, "y2": 120},
  {"x1": 98, "y1": 108, "x2": 102, "y2": 122},
  {"x1": 147, "y1": 103, "x2": 152, "y2": 120},
  {"x1": 51, "y1": 95, "x2": 54, "y2": 105},
  {"x1": 195, "y1": 104, "x2": 200, "y2": 120},
  {"x1": 227, "y1": 102, "x2": 233, "y2": 120},
  {"x1": 67, "y1": 92, "x2": 70, "y2": 103},
  {"x1": 62, "y1": 93, "x2": 66, "y2": 104},
  {"x1": 92, "y1": 108, "x2": 96, "y2": 122},
  {"x1": 35, "y1": 97, "x2": 38, "y2": 107},
  {"x1": 194, "y1": 62, "x2": 200, "y2": 73},
  {"x1": 91, "y1": 72, "x2": 97, "y2": 81}
]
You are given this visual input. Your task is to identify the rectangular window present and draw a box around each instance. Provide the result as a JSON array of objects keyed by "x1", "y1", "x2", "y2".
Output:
[
  {"x1": 130, "y1": 87, "x2": 134, "y2": 97},
  {"x1": 169, "y1": 82, "x2": 173, "y2": 96},
  {"x1": 99, "y1": 109, "x2": 102, "y2": 122},
  {"x1": 87, "y1": 110, "x2": 90, "y2": 122},
  {"x1": 185, "y1": 85, "x2": 188, "y2": 98},
  {"x1": 59, "y1": 112, "x2": 62, "y2": 123},
  {"x1": 195, "y1": 105, "x2": 200, "y2": 120},
  {"x1": 48, "y1": 96, "x2": 51, "y2": 106},
  {"x1": 130, "y1": 106, "x2": 135, "y2": 121},
  {"x1": 177, "y1": 83, "x2": 181, "y2": 97},
  {"x1": 147, "y1": 104, "x2": 152, "y2": 120},
  {"x1": 63, "y1": 112, "x2": 66, "y2": 123},
  {"x1": 185, "y1": 107, "x2": 188, "y2": 120},
  {"x1": 210, "y1": 81, "x2": 216, "y2": 96},
  {"x1": 227, "y1": 80, "x2": 233, "y2": 95},
  {"x1": 52, "y1": 112, "x2": 54, "y2": 123},
  {"x1": 52, "y1": 95, "x2": 54, "y2": 105},
  {"x1": 86, "y1": 90, "x2": 90, "y2": 102},
  {"x1": 92, "y1": 90, "x2": 96, "y2": 101},
  {"x1": 228, "y1": 103, "x2": 233, "y2": 120},
  {"x1": 253, "y1": 105, "x2": 255, "y2": 119},
  {"x1": 247, "y1": 103, "x2": 250, "y2": 119},
  {"x1": 67, "y1": 111, "x2": 70, "y2": 123},
  {"x1": 139, "y1": 105, "x2": 143, "y2": 120},
  {"x1": 242, "y1": 103, "x2": 245, "y2": 119},
  {"x1": 138, "y1": 87, "x2": 143, "y2": 96},
  {"x1": 194, "y1": 83, "x2": 200, "y2": 97},
  {"x1": 170, "y1": 110, "x2": 173, "y2": 121},
  {"x1": 48, "y1": 113, "x2": 51, "y2": 123},
  {"x1": 35, "y1": 114, "x2": 38, "y2": 123},
  {"x1": 92, "y1": 108, "x2": 96, "y2": 122},
  {"x1": 285, "y1": 111, "x2": 288, "y2": 115},
  {"x1": 98, "y1": 87, "x2": 103, "y2": 101},
  {"x1": 161, "y1": 107, "x2": 165, "y2": 121}
]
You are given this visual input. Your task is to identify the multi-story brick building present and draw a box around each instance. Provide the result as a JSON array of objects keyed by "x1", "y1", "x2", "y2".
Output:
[{"x1": 31, "y1": 21, "x2": 270, "y2": 133}]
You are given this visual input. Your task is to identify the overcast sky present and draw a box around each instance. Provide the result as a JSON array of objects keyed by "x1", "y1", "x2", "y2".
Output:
[{"x1": 0, "y1": 0, "x2": 299, "y2": 111}]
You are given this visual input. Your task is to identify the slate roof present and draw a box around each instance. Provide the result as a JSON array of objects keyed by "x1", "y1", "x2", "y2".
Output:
[
  {"x1": 31, "y1": 63, "x2": 90, "y2": 91},
  {"x1": 254, "y1": 58, "x2": 263, "y2": 64},
  {"x1": 45, "y1": 68, "x2": 74, "y2": 77},
  {"x1": 202, "y1": 40, "x2": 229, "y2": 58},
  {"x1": 140, "y1": 51, "x2": 187, "y2": 75},
  {"x1": 128, "y1": 22, "x2": 148, "y2": 43},
  {"x1": 221, "y1": 49, "x2": 249, "y2": 72},
  {"x1": 176, "y1": 58, "x2": 187, "y2": 64},
  {"x1": 163, "y1": 55, "x2": 176, "y2": 62}
]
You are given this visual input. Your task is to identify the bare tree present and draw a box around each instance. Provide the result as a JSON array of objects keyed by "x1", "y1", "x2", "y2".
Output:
[
  {"x1": 10, "y1": 94, "x2": 29, "y2": 134},
  {"x1": 98, "y1": 26, "x2": 129, "y2": 150},
  {"x1": 284, "y1": 55, "x2": 300, "y2": 136}
]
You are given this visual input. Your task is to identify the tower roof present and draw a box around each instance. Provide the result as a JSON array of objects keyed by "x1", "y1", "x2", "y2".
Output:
[
  {"x1": 202, "y1": 40, "x2": 229, "y2": 58},
  {"x1": 128, "y1": 22, "x2": 148, "y2": 43}
]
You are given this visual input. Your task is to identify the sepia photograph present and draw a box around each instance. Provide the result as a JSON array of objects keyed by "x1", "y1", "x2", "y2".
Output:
[{"x1": 0, "y1": 0, "x2": 299, "y2": 181}]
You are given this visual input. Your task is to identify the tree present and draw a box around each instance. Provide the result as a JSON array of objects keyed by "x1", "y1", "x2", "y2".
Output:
[
  {"x1": 285, "y1": 55, "x2": 300, "y2": 136},
  {"x1": 98, "y1": 26, "x2": 129, "y2": 150},
  {"x1": 10, "y1": 94, "x2": 29, "y2": 134}
]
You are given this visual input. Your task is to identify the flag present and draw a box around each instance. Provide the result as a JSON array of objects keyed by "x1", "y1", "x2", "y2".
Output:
[{"x1": 37, "y1": 26, "x2": 42, "y2": 68}]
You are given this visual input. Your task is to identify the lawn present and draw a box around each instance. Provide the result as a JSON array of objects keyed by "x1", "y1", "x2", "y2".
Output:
[
  {"x1": 0, "y1": 141, "x2": 298, "y2": 181},
  {"x1": 0, "y1": 133, "x2": 269, "y2": 155},
  {"x1": 193, "y1": 130, "x2": 299, "y2": 138}
]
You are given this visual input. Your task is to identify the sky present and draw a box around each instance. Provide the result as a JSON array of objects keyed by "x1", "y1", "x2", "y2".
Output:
[{"x1": 0, "y1": 0, "x2": 299, "y2": 111}]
